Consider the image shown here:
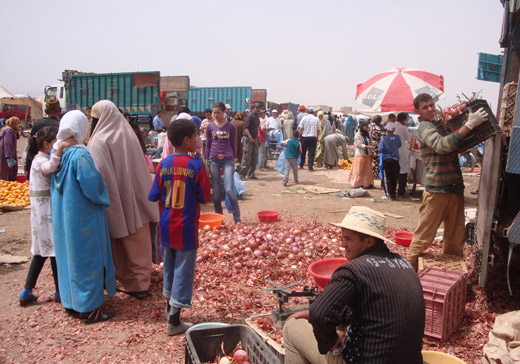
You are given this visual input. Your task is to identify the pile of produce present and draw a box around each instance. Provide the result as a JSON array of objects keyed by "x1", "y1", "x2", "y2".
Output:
[
  {"x1": 338, "y1": 159, "x2": 352, "y2": 170},
  {"x1": 4, "y1": 216, "x2": 520, "y2": 364},
  {"x1": 0, "y1": 180, "x2": 30, "y2": 207},
  {"x1": 441, "y1": 102, "x2": 468, "y2": 121}
]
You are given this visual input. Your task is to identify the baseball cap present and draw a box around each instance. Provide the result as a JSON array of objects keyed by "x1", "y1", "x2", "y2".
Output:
[
  {"x1": 299, "y1": 105, "x2": 306, "y2": 111},
  {"x1": 272, "y1": 109, "x2": 278, "y2": 114},
  {"x1": 309, "y1": 107, "x2": 314, "y2": 113},
  {"x1": 385, "y1": 122, "x2": 395, "y2": 131},
  {"x1": 225, "y1": 104, "x2": 231, "y2": 110}
]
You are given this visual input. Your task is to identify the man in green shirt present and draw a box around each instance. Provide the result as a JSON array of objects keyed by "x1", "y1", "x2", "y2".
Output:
[{"x1": 407, "y1": 93, "x2": 488, "y2": 269}]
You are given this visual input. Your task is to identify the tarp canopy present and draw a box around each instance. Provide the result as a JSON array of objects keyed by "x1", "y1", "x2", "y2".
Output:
[{"x1": 0, "y1": 85, "x2": 43, "y2": 121}]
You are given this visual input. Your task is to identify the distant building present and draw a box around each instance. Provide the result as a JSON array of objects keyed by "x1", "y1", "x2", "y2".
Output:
[
  {"x1": 340, "y1": 106, "x2": 353, "y2": 115},
  {"x1": 315, "y1": 105, "x2": 333, "y2": 113}
]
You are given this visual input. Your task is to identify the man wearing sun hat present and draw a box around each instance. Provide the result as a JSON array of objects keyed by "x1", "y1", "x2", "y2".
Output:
[{"x1": 283, "y1": 206, "x2": 425, "y2": 364}]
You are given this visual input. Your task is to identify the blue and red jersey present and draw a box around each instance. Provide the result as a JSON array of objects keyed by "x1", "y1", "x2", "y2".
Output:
[{"x1": 149, "y1": 153, "x2": 211, "y2": 250}]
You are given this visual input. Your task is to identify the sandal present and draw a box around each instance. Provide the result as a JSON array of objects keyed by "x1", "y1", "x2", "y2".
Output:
[{"x1": 80, "y1": 308, "x2": 115, "y2": 325}]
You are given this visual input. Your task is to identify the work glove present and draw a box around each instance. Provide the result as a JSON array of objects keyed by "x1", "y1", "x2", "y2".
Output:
[
  {"x1": 466, "y1": 108, "x2": 489, "y2": 130},
  {"x1": 6, "y1": 157, "x2": 17, "y2": 168}
]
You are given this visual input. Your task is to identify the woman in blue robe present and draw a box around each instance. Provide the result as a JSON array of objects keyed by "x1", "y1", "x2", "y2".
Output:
[
  {"x1": 50, "y1": 110, "x2": 116, "y2": 324},
  {"x1": 344, "y1": 115, "x2": 357, "y2": 145}
]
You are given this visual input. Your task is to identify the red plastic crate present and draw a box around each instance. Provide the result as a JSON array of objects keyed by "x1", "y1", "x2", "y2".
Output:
[{"x1": 419, "y1": 267, "x2": 467, "y2": 341}]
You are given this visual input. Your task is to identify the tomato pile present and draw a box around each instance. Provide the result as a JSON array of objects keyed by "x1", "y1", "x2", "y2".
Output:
[{"x1": 0, "y1": 180, "x2": 30, "y2": 207}]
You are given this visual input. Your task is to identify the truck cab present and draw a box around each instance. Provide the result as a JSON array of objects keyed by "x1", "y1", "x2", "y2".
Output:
[{"x1": 43, "y1": 83, "x2": 66, "y2": 115}]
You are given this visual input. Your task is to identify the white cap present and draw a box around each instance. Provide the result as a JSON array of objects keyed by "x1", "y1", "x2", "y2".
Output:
[
  {"x1": 272, "y1": 109, "x2": 278, "y2": 114},
  {"x1": 225, "y1": 104, "x2": 231, "y2": 110}
]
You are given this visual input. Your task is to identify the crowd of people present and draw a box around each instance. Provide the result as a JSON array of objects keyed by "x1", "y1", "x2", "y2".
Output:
[{"x1": 2, "y1": 92, "x2": 491, "y2": 362}]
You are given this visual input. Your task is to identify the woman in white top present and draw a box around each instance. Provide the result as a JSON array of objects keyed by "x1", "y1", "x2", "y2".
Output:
[{"x1": 347, "y1": 121, "x2": 376, "y2": 188}]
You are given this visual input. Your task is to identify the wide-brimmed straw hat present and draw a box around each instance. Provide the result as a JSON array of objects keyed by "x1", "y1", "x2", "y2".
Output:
[{"x1": 330, "y1": 206, "x2": 386, "y2": 241}]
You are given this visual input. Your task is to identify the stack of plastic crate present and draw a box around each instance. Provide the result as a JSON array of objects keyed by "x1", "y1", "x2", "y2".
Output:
[
  {"x1": 419, "y1": 267, "x2": 467, "y2": 341},
  {"x1": 499, "y1": 81, "x2": 518, "y2": 132}
]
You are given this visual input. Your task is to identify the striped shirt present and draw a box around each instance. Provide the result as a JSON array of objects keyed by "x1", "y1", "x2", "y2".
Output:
[
  {"x1": 148, "y1": 154, "x2": 211, "y2": 250},
  {"x1": 308, "y1": 243, "x2": 425, "y2": 364},
  {"x1": 417, "y1": 120, "x2": 464, "y2": 193},
  {"x1": 298, "y1": 114, "x2": 320, "y2": 137}
]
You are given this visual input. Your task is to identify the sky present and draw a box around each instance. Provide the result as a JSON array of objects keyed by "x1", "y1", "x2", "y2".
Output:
[{"x1": 1, "y1": 0, "x2": 505, "y2": 112}]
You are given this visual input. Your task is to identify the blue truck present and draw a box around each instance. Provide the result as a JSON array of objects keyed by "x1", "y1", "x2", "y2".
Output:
[
  {"x1": 188, "y1": 86, "x2": 252, "y2": 113},
  {"x1": 45, "y1": 70, "x2": 162, "y2": 117}
]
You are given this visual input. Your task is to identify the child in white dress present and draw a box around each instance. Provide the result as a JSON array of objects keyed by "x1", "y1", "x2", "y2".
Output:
[{"x1": 18, "y1": 126, "x2": 76, "y2": 306}]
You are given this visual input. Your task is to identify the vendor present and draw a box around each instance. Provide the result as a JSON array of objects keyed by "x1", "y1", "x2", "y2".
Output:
[{"x1": 282, "y1": 206, "x2": 425, "y2": 364}]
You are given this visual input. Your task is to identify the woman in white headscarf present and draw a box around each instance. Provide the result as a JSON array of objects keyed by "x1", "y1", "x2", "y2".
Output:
[
  {"x1": 50, "y1": 110, "x2": 116, "y2": 323},
  {"x1": 88, "y1": 100, "x2": 159, "y2": 299}
]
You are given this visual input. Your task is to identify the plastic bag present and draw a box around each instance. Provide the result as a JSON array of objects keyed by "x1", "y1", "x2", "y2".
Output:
[
  {"x1": 274, "y1": 148, "x2": 286, "y2": 175},
  {"x1": 225, "y1": 172, "x2": 247, "y2": 212}
]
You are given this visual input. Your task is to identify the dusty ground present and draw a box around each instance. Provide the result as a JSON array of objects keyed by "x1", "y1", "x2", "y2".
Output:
[{"x1": 0, "y1": 138, "x2": 491, "y2": 364}]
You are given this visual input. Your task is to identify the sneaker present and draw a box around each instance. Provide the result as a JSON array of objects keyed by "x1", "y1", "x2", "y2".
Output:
[
  {"x1": 283, "y1": 180, "x2": 288, "y2": 187},
  {"x1": 381, "y1": 196, "x2": 390, "y2": 200},
  {"x1": 166, "y1": 321, "x2": 193, "y2": 336},
  {"x1": 470, "y1": 189, "x2": 479, "y2": 195},
  {"x1": 19, "y1": 289, "x2": 38, "y2": 307}
]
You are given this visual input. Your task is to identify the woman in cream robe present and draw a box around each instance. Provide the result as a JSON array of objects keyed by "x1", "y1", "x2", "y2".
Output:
[{"x1": 88, "y1": 100, "x2": 159, "y2": 298}]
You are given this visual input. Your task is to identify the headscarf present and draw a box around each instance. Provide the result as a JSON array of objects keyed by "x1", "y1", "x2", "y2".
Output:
[
  {"x1": 286, "y1": 111, "x2": 294, "y2": 120},
  {"x1": 317, "y1": 111, "x2": 324, "y2": 119},
  {"x1": 359, "y1": 121, "x2": 370, "y2": 137},
  {"x1": 53, "y1": 111, "x2": 88, "y2": 150},
  {"x1": 87, "y1": 100, "x2": 159, "y2": 239},
  {"x1": 1, "y1": 116, "x2": 20, "y2": 135}
]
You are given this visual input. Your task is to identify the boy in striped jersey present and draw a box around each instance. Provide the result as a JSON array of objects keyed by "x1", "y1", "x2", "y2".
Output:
[
  {"x1": 149, "y1": 118, "x2": 211, "y2": 335},
  {"x1": 407, "y1": 93, "x2": 488, "y2": 270}
]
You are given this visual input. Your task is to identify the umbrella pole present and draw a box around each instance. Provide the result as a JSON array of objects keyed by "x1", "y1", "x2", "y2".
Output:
[{"x1": 24, "y1": 99, "x2": 29, "y2": 122}]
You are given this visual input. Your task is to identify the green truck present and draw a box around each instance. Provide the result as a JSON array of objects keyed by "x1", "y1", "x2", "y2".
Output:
[{"x1": 45, "y1": 70, "x2": 162, "y2": 119}]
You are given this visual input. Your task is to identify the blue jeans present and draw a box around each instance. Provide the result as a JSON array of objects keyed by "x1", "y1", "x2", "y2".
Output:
[
  {"x1": 284, "y1": 158, "x2": 299, "y2": 183},
  {"x1": 257, "y1": 141, "x2": 267, "y2": 169},
  {"x1": 209, "y1": 158, "x2": 241, "y2": 223},
  {"x1": 162, "y1": 246, "x2": 197, "y2": 308}
]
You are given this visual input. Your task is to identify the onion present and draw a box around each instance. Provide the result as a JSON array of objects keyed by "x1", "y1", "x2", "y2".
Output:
[
  {"x1": 222, "y1": 244, "x2": 230, "y2": 252},
  {"x1": 248, "y1": 240, "x2": 258, "y2": 250},
  {"x1": 244, "y1": 247, "x2": 252, "y2": 254},
  {"x1": 233, "y1": 350, "x2": 248, "y2": 363}
]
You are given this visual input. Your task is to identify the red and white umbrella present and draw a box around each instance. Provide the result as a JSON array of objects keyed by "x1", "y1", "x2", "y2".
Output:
[{"x1": 355, "y1": 68, "x2": 444, "y2": 112}]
